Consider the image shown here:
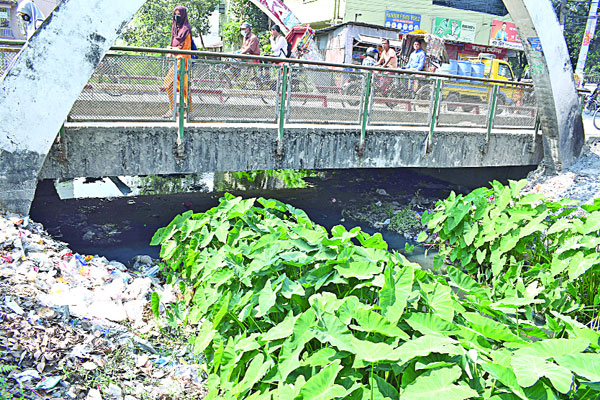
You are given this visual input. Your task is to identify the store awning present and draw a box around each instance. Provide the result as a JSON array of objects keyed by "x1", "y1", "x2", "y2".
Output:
[{"x1": 357, "y1": 34, "x2": 402, "y2": 48}]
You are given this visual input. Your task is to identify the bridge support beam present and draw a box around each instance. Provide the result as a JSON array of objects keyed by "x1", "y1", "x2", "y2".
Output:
[
  {"x1": 0, "y1": 0, "x2": 144, "y2": 215},
  {"x1": 503, "y1": 0, "x2": 584, "y2": 172}
]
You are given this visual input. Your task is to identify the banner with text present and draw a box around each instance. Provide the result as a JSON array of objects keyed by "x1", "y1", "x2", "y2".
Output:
[
  {"x1": 384, "y1": 10, "x2": 421, "y2": 33},
  {"x1": 489, "y1": 19, "x2": 523, "y2": 50},
  {"x1": 248, "y1": 0, "x2": 301, "y2": 34},
  {"x1": 432, "y1": 17, "x2": 476, "y2": 43}
]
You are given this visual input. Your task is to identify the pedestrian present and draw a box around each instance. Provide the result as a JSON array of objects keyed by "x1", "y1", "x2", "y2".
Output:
[
  {"x1": 268, "y1": 25, "x2": 288, "y2": 57},
  {"x1": 239, "y1": 22, "x2": 260, "y2": 56},
  {"x1": 17, "y1": 0, "x2": 44, "y2": 40},
  {"x1": 162, "y1": 5, "x2": 193, "y2": 118}
]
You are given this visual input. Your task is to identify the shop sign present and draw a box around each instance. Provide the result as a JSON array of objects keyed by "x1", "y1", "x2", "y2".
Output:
[
  {"x1": 384, "y1": 10, "x2": 421, "y2": 33},
  {"x1": 432, "y1": 17, "x2": 476, "y2": 43},
  {"x1": 489, "y1": 20, "x2": 523, "y2": 50},
  {"x1": 464, "y1": 43, "x2": 507, "y2": 57}
]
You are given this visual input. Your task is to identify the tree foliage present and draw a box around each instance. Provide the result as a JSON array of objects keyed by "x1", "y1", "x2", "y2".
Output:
[
  {"x1": 552, "y1": 0, "x2": 600, "y2": 75},
  {"x1": 121, "y1": 0, "x2": 220, "y2": 48}
]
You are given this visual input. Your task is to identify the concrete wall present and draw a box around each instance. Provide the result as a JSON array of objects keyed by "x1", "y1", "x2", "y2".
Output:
[{"x1": 38, "y1": 124, "x2": 543, "y2": 180}]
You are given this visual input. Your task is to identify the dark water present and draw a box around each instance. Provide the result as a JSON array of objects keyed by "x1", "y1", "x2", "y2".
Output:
[{"x1": 29, "y1": 168, "x2": 520, "y2": 265}]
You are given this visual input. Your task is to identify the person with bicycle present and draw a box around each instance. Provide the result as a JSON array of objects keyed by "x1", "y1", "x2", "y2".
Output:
[
  {"x1": 163, "y1": 5, "x2": 193, "y2": 118},
  {"x1": 374, "y1": 39, "x2": 398, "y2": 94},
  {"x1": 586, "y1": 84, "x2": 600, "y2": 113},
  {"x1": 239, "y1": 22, "x2": 260, "y2": 56}
]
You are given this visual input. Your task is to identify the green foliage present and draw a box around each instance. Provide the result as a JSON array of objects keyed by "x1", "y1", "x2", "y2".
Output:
[
  {"x1": 151, "y1": 193, "x2": 600, "y2": 399},
  {"x1": 0, "y1": 364, "x2": 25, "y2": 400},
  {"x1": 389, "y1": 207, "x2": 421, "y2": 234},
  {"x1": 121, "y1": 0, "x2": 220, "y2": 48},
  {"x1": 223, "y1": 0, "x2": 270, "y2": 52},
  {"x1": 342, "y1": 203, "x2": 421, "y2": 235},
  {"x1": 420, "y1": 179, "x2": 600, "y2": 322},
  {"x1": 551, "y1": 0, "x2": 600, "y2": 74}
]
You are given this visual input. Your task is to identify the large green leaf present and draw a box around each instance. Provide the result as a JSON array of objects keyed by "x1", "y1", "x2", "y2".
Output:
[
  {"x1": 514, "y1": 338, "x2": 590, "y2": 359},
  {"x1": 428, "y1": 284, "x2": 455, "y2": 322},
  {"x1": 582, "y1": 211, "x2": 600, "y2": 234},
  {"x1": 379, "y1": 265, "x2": 414, "y2": 325},
  {"x1": 447, "y1": 266, "x2": 489, "y2": 300},
  {"x1": 511, "y1": 355, "x2": 572, "y2": 394},
  {"x1": 554, "y1": 353, "x2": 600, "y2": 382},
  {"x1": 193, "y1": 320, "x2": 215, "y2": 355},
  {"x1": 373, "y1": 375, "x2": 399, "y2": 400},
  {"x1": 350, "y1": 307, "x2": 410, "y2": 340},
  {"x1": 462, "y1": 312, "x2": 525, "y2": 343},
  {"x1": 232, "y1": 353, "x2": 274, "y2": 397},
  {"x1": 256, "y1": 279, "x2": 277, "y2": 318},
  {"x1": 261, "y1": 312, "x2": 299, "y2": 342},
  {"x1": 395, "y1": 335, "x2": 462, "y2": 363},
  {"x1": 480, "y1": 361, "x2": 527, "y2": 400},
  {"x1": 404, "y1": 312, "x2": 461, "y2": 336},
  {"x1": 296, "y1": 360, "x2": 344, "y2": 400},
  {"x1": 401, "y1": 366, "x2": 478, "y2": 400},
  {"x1": 335, "y1": 260, "x2": 382, "y2": 280}
]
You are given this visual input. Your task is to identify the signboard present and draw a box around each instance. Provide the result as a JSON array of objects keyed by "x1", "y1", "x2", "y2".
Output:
[
  {"x1": 384, "y1": 10, "x2": 421, "y2": 33},
  {"x1": 527, "y1": 37, "x2": 542, "y2": 52},
  {"x1": 489, "y1": 20, "x2": 523, "y2": 50},
  {"x1": 249, "y1": 0, "x2": 301, "y2": 34},
  {"x1": 463, "y1": 43, "x2": 507, "y2": 57},
  {"x1": 432, "y1": 17, "x2": 476, "y2": 43}
]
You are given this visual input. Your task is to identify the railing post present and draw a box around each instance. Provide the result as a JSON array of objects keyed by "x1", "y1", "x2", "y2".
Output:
[
  {"x1": 485, "y1": 85, "x2": 499, "y2": 154},
  {"x1": 358, "y1": 71, "x2": 373, "y2": 156},
  {"x1": 277, "y1": 64, "x2": 288, "y2": 156},
  {"x1": 426, "y1": 79, "x2": 442, "y2": 154},
  {"x1": 177, "y1": 60, "x2": 186, "y2": 150}
]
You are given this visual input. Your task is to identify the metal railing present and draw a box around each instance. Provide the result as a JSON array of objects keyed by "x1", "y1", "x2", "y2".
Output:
[{"x1": 1, "y1": 41, "x2": 538, "y2": 154}]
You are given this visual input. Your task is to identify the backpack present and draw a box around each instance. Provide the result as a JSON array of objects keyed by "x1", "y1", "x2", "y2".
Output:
[{"x1": 190, "y1": 38, "x2": 198, "y2": 59}]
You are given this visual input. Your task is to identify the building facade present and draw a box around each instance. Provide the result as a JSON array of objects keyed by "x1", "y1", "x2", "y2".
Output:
[
  {"x1": 285, "y1": 0, "x2": 517, "y2": 48},
  {"x1": 0, "y1": 0, "x2": 60, "y2": 40}
]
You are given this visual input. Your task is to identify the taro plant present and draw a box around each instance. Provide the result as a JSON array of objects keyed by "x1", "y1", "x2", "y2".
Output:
[
  {"x1": 151, "y1": 194, "x2": 600, "y2": 399},
  {"x1": 419, "y1": 180, "x2": 600, "y2": 321}
]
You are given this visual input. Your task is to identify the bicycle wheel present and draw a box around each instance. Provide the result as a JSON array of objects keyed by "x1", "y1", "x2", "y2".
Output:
[
  {"x1": 342, "y1": 81, "x2": 362, "y2": 107},
  {"x1": 98, "y1": 58, "x2": 130, "y2": 97},
  {"x1": 291, "y1": 77, "x2": 309, "y2": 106},
  {"x1": 593, "y1": 107, "x2": 600, "y2": 130}
]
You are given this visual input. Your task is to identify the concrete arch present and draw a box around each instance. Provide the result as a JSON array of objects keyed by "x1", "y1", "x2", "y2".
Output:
[
  {"x1": 0, "y1": 0, "x2": 145, "y2": 214},
  {"x1": 502, "y1": 0, "x2": 584, "y2": 172}
]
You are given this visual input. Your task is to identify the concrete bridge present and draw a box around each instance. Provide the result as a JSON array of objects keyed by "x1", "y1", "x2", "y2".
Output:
[
  {"x1": 0, "y1": 0, "x2": 585, "y2": 214},
  {"x1": 5, "y1": 48, "x2": 542, "y2": 180}
]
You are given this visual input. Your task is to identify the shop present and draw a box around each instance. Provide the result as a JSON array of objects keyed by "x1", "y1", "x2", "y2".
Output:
[{"x1": 314, "y1": 21, "x2": 401, "y2": 65}]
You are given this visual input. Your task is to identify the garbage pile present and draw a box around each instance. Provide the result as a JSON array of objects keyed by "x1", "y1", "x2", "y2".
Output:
[
  {"x1": 0, "y1": 212, "x2": 206, "y2": 399},
  {"x1": 523, "y1": 137, "x2": 600, "y2": 205}
]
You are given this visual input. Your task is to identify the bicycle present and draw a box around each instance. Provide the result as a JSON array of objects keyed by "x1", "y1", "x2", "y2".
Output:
[
  {"x1": 93, "y1": 56, "x2": 134, "y2": 97},
  {"x1": 593, "y1": 106, "x2": 600, "y2": 130},
  {"x1": 193, "y1": 59, "x2": 309, "y2": 105},
  {"x1": 342, "y1": 72, "x2": 431, "y2": 109}
]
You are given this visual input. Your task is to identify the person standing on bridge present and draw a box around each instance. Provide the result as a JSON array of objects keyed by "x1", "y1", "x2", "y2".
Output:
[
  {"x1": 239, "y1": 22, "x2": 260, "y2": 57},
  {"x1": 162, "y1": 5, "x2": 193, "y2": 118},
  {"x1": 17, "y1": 0, "x2": 45, "y2": 40}
]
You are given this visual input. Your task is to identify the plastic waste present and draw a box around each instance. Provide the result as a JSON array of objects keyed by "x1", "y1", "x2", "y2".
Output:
[{"x1": 35, "y1": 376, "x2": 61, "y2": 390}]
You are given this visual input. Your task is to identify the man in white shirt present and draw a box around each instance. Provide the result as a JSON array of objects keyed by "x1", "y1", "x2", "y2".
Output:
[{"x1": 269, "y1": 25, "x2": 288, "y2": 57}]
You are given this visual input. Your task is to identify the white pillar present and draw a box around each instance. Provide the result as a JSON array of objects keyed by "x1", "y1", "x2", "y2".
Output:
[
  {"x1": 503, "y1": 0, "x2": 585, "y2": 172},
  {"x1": 0, "y1": 0, "x2": 145, "y2": 214}
]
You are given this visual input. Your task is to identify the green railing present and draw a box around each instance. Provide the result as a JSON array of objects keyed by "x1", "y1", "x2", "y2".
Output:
[{"x1": 1, "y1": 41, "x2": 538, "y2": 154}]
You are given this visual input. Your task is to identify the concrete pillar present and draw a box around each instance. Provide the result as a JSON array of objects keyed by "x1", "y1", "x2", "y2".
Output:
[
  {"x1": 503, "y1": 0, "x2": 585, "y2": 172},
  {"x1": 0, "y1": 0, "x2": 144, "y2": 214}
]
